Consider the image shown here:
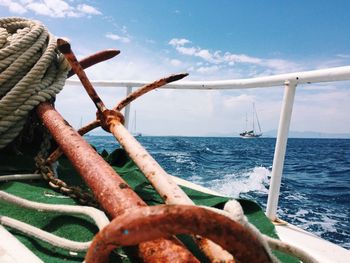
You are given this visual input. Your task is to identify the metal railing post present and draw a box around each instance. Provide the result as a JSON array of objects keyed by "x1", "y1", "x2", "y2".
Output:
[
  {"x1": 266, "y1": 80, "x2": 297, "y2": 220},
  {"x1": 124, "y1": 86, "x2": 132, "y2": 129}
]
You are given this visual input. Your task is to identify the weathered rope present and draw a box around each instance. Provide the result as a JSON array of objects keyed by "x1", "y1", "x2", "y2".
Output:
[
  {"x1": 0, "y1": 173, "x2": 42, "y2": 182},
  {"x1": 0, "y1": 17, "x2": 70, "y2": 149},
  {"x1": 0, "y1": 190, "x2": 109, "y2": 252}
]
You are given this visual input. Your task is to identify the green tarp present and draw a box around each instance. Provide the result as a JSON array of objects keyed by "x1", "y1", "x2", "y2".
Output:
[{"x1": 0, "y1": 146, "x2": 298, "y2": 262}]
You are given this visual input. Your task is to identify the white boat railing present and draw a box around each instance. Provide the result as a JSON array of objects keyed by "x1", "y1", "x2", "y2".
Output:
[{"x1": 66, "y1": 65, "x2": 350, "y2": 221}]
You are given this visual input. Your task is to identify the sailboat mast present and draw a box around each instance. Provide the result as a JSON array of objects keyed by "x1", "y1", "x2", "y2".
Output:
[{"x1": 254, "y1": 103, "x2": 262, "y2": 133}]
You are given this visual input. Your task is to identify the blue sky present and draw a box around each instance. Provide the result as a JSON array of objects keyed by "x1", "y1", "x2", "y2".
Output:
[{"x1": 1, "y1": 1, "x2": 350, "y2": 136}]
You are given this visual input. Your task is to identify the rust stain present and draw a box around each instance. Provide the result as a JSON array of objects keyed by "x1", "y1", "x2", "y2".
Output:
[
  {"x1": 85, "y1": 205, "x2": 272, "y2": 263},
  {"x1": 116, "y1": 73, "x2": 188, "y2": 111},
  {"x1": 96, "y1": 109, "x2": 124, "y2": 132},
  {"x1": 36, "y1": 102, "x2": 198, "y2": 262},
  {"x1": 119, "y1": 183, "x2": 129, "y2": 189},
  {"x1": 67, "y1": 49, "x2": 120, "y2": 78},
  {"x1": 57, "y1": 38, "x2": 107, "y2": 113}
]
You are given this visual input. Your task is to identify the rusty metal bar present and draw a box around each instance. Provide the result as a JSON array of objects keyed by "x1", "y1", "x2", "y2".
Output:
[
  {"x1": 48, "y1": 47, "x2": 115, "y2": 165},
  {"x1": 85, "y1": 205, "x2": 272, "y2": 263},
  {"x1": 115, "y1": 73, "x2": 188, "y2": 111},
  {"x1": 77, "y1": 73, "x2": 189, "y2": 136},
  {"x1": 105, "y1": 114, "x2": 234, "y2": 262},
  {"x1": 56, "y1": 39, "x2": 233, "y2": 261},
  {"x1": 57, "y1": 38, "x2": 107, "y2": 112},
  {"x1": 37, "y1": 103, "x2": 145, "y2": 215},
  {"x1": 36, "y1": 102, "x2": 198, "y2": 262},
  {"x1": 47, "y1": 119, "x2": 100, "y2": 164},
  {"x1": 109, "y1": 119, "x2": 193, "y2": 204},
  {"x1": 67, "y1": 49, "x2": 120, "y2": 78},
  {"x1": 48, "y1": 48, "x2": 109, "y2": 164},
  {"x1": 48, "y1": 73, "x2": 188, "y2": 164}
]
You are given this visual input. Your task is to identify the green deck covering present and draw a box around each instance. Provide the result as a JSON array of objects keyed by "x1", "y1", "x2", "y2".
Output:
[{"x1": 0, "y1": 146, "x2": 298, "y2": 262}]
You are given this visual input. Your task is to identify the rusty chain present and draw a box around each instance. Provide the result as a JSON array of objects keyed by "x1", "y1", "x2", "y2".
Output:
[{"x1": 34, "y1": 129, "x2": 98, "y2": 207}]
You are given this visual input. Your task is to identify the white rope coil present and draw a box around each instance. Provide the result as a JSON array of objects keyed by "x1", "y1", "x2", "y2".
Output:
[{"x1": 0, "y1": 17, "x2": 70, "y2": 149}]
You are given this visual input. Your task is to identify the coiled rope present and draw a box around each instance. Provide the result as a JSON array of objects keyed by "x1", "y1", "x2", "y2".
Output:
[{"x1": 0, "y1": 17, "x2": 70, "y2": 149}]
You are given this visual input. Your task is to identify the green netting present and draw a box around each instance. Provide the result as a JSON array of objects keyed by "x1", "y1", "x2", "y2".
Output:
[{"x1": 0, "y1": 146, "x2": 298, "y2": 262}]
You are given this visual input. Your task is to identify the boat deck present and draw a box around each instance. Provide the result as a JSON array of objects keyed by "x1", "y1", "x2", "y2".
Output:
[
  {"x1": 275, "y1": 223, "x2": 350, "y2": 263},
  {"x1": 1, "y1": 147, "x2": 348, "y2": 262},
  {"x1": 174, "y1": 175, "x2": 350, "y2": 263}
]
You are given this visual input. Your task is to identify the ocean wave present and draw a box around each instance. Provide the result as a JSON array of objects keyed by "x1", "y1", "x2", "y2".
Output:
[
  {"x1": 210, "y1": 166, "x2": 271, "y2": 197},
  {"x1": 87, "y1": 136, "x2": 350, "y2": 250}
]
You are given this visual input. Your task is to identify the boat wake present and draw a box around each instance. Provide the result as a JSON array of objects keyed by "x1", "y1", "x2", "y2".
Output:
[
  {"x1": 207, "y1": 166, "x2": 271, "y2": 197},
  {"x1": 199, "y1": 165, "x2": 350, "y2": 250},
  {"x1": 86, "y1": 136, "x2": 350, "y2": 250}
]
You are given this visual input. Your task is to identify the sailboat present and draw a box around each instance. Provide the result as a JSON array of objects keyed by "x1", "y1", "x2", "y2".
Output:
[
  {"x1": 132, "y1": 111, "x2": 142, "y2": 137},
  {"x1": 240, "y1": 103, "x2": 262, "y2": 138}
]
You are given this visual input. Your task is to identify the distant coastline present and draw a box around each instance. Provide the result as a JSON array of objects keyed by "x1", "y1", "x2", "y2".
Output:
[
  {"x1": 87, "y1": 130, "x2": 350, "y2": 139},
  {"x1": 262, "y1": 130, "x2": 350, "y2": 139}
]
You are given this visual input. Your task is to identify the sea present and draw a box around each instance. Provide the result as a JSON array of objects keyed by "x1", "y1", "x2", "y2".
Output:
[{"x1": 85, "y1": 136, "x2": 350, "y2": 250}]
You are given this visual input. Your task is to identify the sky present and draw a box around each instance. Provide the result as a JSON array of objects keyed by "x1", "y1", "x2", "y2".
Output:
[{"x1": 1, "y1": 0, "x2": 350, "y2": 136}]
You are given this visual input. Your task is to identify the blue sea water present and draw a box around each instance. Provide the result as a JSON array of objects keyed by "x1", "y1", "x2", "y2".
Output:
[{"x1": 86, "y1": 136, "x2": 350, "y2": 250}]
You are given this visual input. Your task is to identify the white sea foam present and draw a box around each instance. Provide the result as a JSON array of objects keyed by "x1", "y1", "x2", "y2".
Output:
[
  {"x1": 167, "y1": 151, "x2": 194, "y2": 165},
  {"x1": 319, "y1": 215, "x2": 338, "y2": 233},
  {"x1": 210, "y1": 166, "x2": 271, "y2": 197},
  {"x1": 188, "y1": 175, "x2": 203, "y2": 183},
  {"x1": 295, "y1": 209, "x2": 309, "y2": 217},
  {"x1": 282, "y1": 208, "x2": 339, "y2": 238},
  {"x1": 284, "y1": 193, "x2": 307, "y2": 201}
]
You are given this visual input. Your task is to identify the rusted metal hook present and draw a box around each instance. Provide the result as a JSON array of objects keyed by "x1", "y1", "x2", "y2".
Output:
[
  {"x1": 67, "y1": 49, "x2": 120, "y2": 78},
  {"x1": 58, "y1": 38, "x2": 108, "y2": 113},
  {"x1": 47, "y1": 65, "x2": 187, "y2": 164},
  {"x1": 115, "y1": 73, "x2": 188, "y2": 111},
  {"x1": 47, "y1": 48, "x2": 119, "y2": 164},
  {"x1": 56, "y1": 40, "x2": 233, "y2": 262},
  {"x1": 74, "y1": 72, "x2": 188, "y2": 137},
  {"x1": 85, "y1": 205, "x2": 272, "y2": 263},
  {"x1": 36, "y1": 102, "x2": 199, "y2": 262}
]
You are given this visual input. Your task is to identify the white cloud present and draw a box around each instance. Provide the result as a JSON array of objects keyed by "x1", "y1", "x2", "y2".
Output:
[
  {"x1": 196, "y1": 49, "x2": 214, "y2": 62},
  {"x1": 168, "y1": 38, "x2": 301, "y2": 74},
  {"x1": 170, "y1": 59, "x2": 182, "y2": 67},
  {"x1": 1, "y1": 0, "x2": 101, "y2": 18},
  {"x1": 197, "y1": 65, "x2": 220, "y2": 74},
  {"x1": 105, "y1": 33, "x2": 130, "y2": 43},
  {"x1": 291, "y1": 85, "x2": 350, "y2": 133},
  {"x1": 76, "y1": 4, "x2": 101, "y2": 15},
  {"x1": 1, "y1": 4, "x2": 348, "y2": 137},
  {"x1": 27, "y1": 0, "x2": 76, "y2": 17},
  {"x1": 0, "y1": 0, "x2": 27, "y2": 14},
  {"x1": 222, "y1": 94, "x2": 253, "y2": 110},
  {"x1": 169, "y1": 38, "x2": 191, "y2": 46},
  {"x1": 56, "y1": 46, "x2": 350, "y2": 136},
  {"x1": 262, "y1": 59, "x2": 298, "y2": 72},
  {"x1": 176, "y1": 46, "x2": 197, "y2": 56},
  {"x1": 223, "y1": 53, "x2": 262, "y2": 65},
  {"x1": 336, "y1": 54, "x2": 350, "y2": 59}
]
